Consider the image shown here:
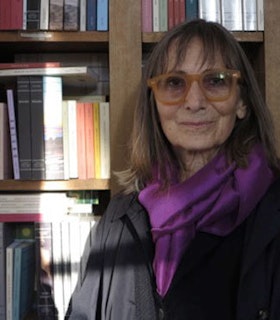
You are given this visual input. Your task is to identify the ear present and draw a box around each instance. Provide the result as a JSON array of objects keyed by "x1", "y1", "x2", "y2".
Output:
[{"x1": 236, "y1": 101, "x2": 247, "y2": 119}]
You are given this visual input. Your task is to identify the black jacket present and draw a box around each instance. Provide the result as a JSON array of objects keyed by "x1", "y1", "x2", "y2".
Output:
[{"x1": 68, "y1": 178, "x2": 280, "y2": 320}]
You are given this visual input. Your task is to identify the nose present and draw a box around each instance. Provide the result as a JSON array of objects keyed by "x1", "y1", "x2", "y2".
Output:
[{"x1": 183, "y1": 81, "x2": 206, "y2": 111}]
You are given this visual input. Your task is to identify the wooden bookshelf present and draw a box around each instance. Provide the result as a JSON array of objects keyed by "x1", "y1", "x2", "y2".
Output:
[{"x1": 0, "y1": 0, "x2": 279, "y2": 195}]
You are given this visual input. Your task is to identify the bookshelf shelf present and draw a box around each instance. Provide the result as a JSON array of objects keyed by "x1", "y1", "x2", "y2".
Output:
[{"x1": 0, "y1": 179, "x2": 110, "y2": 191}]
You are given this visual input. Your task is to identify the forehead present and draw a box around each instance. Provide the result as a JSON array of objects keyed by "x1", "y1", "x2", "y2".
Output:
[{"x1": 166, "y1": 38, "x2": 225, "y2": 72}]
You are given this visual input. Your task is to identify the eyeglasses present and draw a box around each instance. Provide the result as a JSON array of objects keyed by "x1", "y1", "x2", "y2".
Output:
[{"x1": 147, "y1": 69, "x2": 241, "y2": 105}]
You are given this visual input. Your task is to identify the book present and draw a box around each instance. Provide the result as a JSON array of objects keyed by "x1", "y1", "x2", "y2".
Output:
[
  {"x1": 153, "y1": 0, "x2": 160, "y2": 32},
  {"x1": 12, "y1": 240, "x2": 35, "y2": 320},
  {"x1": 66, "y1": 100, "x2": 78, "y2": 179},
  {"x1": 242, "y1": 0, "x2": 257, "y2": 31},
  {"x1": 0, "y1": 0, "x2": 11, "y2": 30},
  {"x1": 93, "y1": 102, "x2": 101, "y2": 178},
  {"x1": 257, "y1": 0, "x2": 264, "y2": 31},
  {"x1": 43, "y1": 76, "x2": 64, "y2": 180},
  {"x1": 6, "y1": 240, "x2": 21, "y2": 320},
  {"x1": 26, "y1": 0, "x2": 40, "y2": 30},
  {"x1": 173, "y1": 0, "x2": 180, "y2": 27},
  {"x1": 84, "y1": 102, "x2": 95, "y2": 178},
  {"x1": 16, "y1": 76, "x2": 32, "y2": 179},
  {"x1": 0, "y1": 62, "x2": 60, "y2": 69},
  {"x1": 159, "y1": 0, "x2": 168, "y2": 31},
  {"x1": 141, "y1": 0, "x2": 153, "y2": 32},
  {"x1": 29, "y1": 76, "x2": 46, "y2": 180},
  {"x1": 80, "y1": 0, "x2": 87, "y2": 31},
  {"x1": 35, "y1": 222, "x2": 57, "y2": 319},
  {"x1": 64, "y1": 0, "x2": 80, "y2": 31},
  {"x1": 62, "y1": 101, "x2": 70, "y2": 180},
  {"x1": 0, "y1": 103, "x2": 12, "y2": 180},
  {"x1": 99, "y1": 102, "x2": 110, "y2": 179},
  {"x1": 186, "y1": 0, "x2": 199, "y2": 21},
  {"x1": 97, "y1": 0, "x2": 109, "y2": 31},
  {"x1": 6, "y1": 89, "x2": 20, "y2": 179},
  {"x1": 0, "y1": 223, "x2": 14, "y2": 320},
  {"x1": 86, "y1": 0, "x2": 97, "y2": 31},
  {"x1": 40, "y1": 0, "x2": 50, "y2": 30},
  {"x1": 178, "y1": 0, "x2": 186, "y2": 24},
  {"x1": 221, "y1": 0, "x2": 242, "y2": 31},
  {"x1": 198, "y1": 0, "x2": 221, "y2": 23},
  {"x1": 10, "y1": 0, "x2": 24, "y2": 30},
  {"x1": 49, "y1": 0, "x2": 64, "y2": 30},
  {"x1": 168, "y1": 0, "x2": 175, "y2": 30},
  {"x1": 76, "y1": 102, "x2": 87, "y2": 179}
]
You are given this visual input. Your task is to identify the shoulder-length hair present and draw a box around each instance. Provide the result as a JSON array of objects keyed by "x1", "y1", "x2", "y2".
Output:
[{"x1": 117, "y1": 19, "x2": 279, "y2": 193}]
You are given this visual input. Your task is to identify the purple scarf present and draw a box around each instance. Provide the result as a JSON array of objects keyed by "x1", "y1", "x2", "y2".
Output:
[{"x1": 138, "y1": 144, "x2": 275, "y2": 296}]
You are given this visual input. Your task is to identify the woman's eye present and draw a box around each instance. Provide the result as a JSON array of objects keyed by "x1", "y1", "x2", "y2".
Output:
[
  {"x1": 165, "y1": 77, "x2": 185, "y2": 89},
  {"x1": 204, "y1": 74, "x2": 228, "y2": 87}
]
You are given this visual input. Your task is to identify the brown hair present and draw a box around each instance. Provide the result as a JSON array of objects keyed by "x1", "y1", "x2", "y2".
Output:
[{"x1": 117, "y1": 19, "x2": 279, "y2": 193}]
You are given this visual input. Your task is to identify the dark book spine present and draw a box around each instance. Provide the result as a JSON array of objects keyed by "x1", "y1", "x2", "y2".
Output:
[
  {"x1": 16, "y1": 76, "x2": 32, "y2": 180},
  {"x1": 30, "y1": 76, "x2": 46, "y2": 180},
  {"x1": 26, "y1": 0, "x2": 40, "y2": 30}
]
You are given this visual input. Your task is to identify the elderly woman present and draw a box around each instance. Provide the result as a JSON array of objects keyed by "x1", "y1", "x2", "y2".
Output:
[{"x1": 67, "y1": 20, "x2": 280, "y2": 320}]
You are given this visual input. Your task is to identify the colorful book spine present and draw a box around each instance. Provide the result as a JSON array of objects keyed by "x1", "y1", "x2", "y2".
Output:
[
  {"x1": 6, "y1": 89, "x2": 20, "y2": 180},
  {"x1": 186, "y1": 0, "x2": 198, "y2": 21},
  {"x1": 10, "y1": 0, "x2": 24, "y2": 29},
  {"x1": 76, "y1": 102, "x2": 87, "y2": 179},
  {"x1": 16, "y1": 76, "x2": 32, "y2": 180},
  {"x1": 87, "y1": 0, "x2": 97, "y2": 30},
  {"x1": 168, "y1": 0, "x2": 175, "y2": 30},
  {"x1": 0, "y1": 0, "x2": 11, "y2": 30},
  {"x1": 29, "y1": 76, "x2": 46, "y2": 180},
  {"x1": 84, "y1": 102, "x2": 95, "y2": 179},
  {"x1": 97, "y1": 0, "x2": 109, "y2": 31},
  {"x1": 159, "y1": 0, "x2": 168, "y2": 31},
  {"x1": 141, "y1": 0, "x2": 153, "y2": 32},
  {"x1": 93, "y1": 102, "x2": 101, "y2": 178}
]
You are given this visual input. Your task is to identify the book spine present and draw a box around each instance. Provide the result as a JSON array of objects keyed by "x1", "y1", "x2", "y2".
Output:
[
  {"x1": 35, "y1": 222, "x2": 56, "y2": 319},
  {"x1": 84, "y1": 102, "x2": 95, "y2": 179},
  {"x1": 64, "y1": 0, "x2": 80, "y2": 31},
  {"x1": 10, "y1": 0, "x2": 24, "y2": 30},
  {"x1": 6, "y1": 89, "x2": 20, "y2": 180},
  {"x1": 159, "y1": 0, "x2": 168, "y2": 31},
  {"x1": 86, "y1": 0, "x2": 97, "y2": 31},
  {"x1": 0, "y1": 62, "x2": 60, "y2": 69},
  {"x1": 221, "y1": 0, "x2": 243, "y2": 31},
  {"x1": 242, "y1": 0, "x2": 257, "y2": 31},
  {"x1": 26, "y1": 0, "x2": 40, "y2": 30},
  {"x1": 12, "y1": 243, "x2": 22, "y2": 320},
  {"x1": 49, "y1": 0, "x2": 64, "y2": 30},
  {"x1": 93, "y1": 102, "x2": 101, "y2": 178},
  {"x1": 29, "y1": 76, "x2": 46, "y2": 180},
  {"x1": 168, "y1": 0, "x2": 174, "y2": 30},
  {"x1": 173, "y1": 0, "x2": 180, "y2": 26},
  {"x1": 141, "y1": 0, "x2": 153, "y2": 32},
  {"x1": 97, "y1": 0, "x2": 109, "y2": 31},
  {"x1": 43, "y1": 76, "x2": 64, "y2": 180},
  {"x1": 178, "y1": 0, "x2": 186, "y2": 24},
  {"x1": 198, "y1": 0, "x2": 221, "y2": 23},
  {"x1": 80, "y1": 0, "x2": 86, "y2": 31},
  {"x1": 0, "y1": 0, "x2": 11, "y2": 30},
  {"x1": 152, "y1": 0, "x2": 160, "y2": 32},
  {"x1": 67, "y1": 100, "x2": 78, "y2": 179},
  {"x1": 0, "y1": 103, "x2": 12, "y2": 180},
  {"x1": 40, "y1": 0, "x2": 50, "y2": 30},
  {"x1": 256, "y1": 0, "x2": 264, "y2": 31},
  {"x1": 16, "y1": 76, "x2": 32, "y2": 180},
  {"x1": 99, "y1": 102, "x2": 110, "y2": 179},
  {"x1": 62, "y1": 101, "x2": 70, "y2": 180},
  {"x1": 76, "y1": 102, "x2": 87, "y2": 180},
  {"x1": 186, "y1": 0, "x2": 199, "y2": 21}
]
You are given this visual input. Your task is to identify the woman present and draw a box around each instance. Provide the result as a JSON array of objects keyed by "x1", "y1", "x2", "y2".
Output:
[{"x1": 67, "y1": 20, "x2": 280, "y2": 320}]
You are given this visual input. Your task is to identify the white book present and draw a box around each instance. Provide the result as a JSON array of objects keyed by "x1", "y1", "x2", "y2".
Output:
[
  {"x1": 62, "y1": 101, "x2": 70, "y2": 180},
  {"x1": 6, "y1": 90, "x2": 20, "y2": 180},
  {"x1": 257, "y1": 0, "x2": 264, "y2": 30},
  {"x1": 67, "y1": 100, "x2": 79, "y2": 179},
  {"x1": 153, "y1": 0, "x2": 160, "y2": 32},
  {"x1": 40, "y1": 0, "x2": 50, "y2": 30},
  {"x1": 243, "y1": 0, "x2": 257, "y2": 31},
  {"x1": 221, "y1": 0, "x2": 243, "y2": 30},
  {"x1": 51, "y1": 222, "x2": 64, "y2": 320},
  {"x1": 80, "y1": 0, "x2": 86, "y2": 31},
  {"x1": 199, "y1": 0, "x2": 221, "y2": 23},
  {"x1": 99, "y1": 102, "x2": 110, "y2": 179}
]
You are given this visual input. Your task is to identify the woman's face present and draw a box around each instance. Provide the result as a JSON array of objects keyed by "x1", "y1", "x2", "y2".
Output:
[{"x1": 155, "y1": 38, "x2": 247, "y2": 164}]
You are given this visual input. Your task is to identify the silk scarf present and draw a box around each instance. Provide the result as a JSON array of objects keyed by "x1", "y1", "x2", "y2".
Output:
[{"x1": 138, "y1": 144, "x2": 275, "y2": 296}]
